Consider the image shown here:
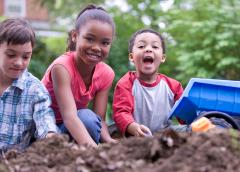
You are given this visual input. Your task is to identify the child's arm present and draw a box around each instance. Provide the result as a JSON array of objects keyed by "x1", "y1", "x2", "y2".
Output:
[
  {"x1": 113, "y1": 81, "x2": 135, "y2": 135},
  {"x1": 33, "y1": 84, "x2": 59, "y2": 139},
  {"x1": 93, "y1": 87, "x2": 116, "y2": 143},
  {"x1": 51, "y1": 65, "x2": 97, "y2": 147}
]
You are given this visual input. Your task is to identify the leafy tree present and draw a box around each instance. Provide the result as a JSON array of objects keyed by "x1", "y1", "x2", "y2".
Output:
[
  {"x1": 118, "y1": 0, "x2": 240, "y2": 85},
  {"x1": 164, "y1": 0, "x2": 240, "y2": 85},
  {"x1": 40, "y1": 0, "x2": 105, "y2": 24},
  {"x1": 121, "y1": 0, "x2": 182, "y2": 79},
  {"x1": 37, "y1": 0, "x2": 182, "y2": 122},
  {"x1": 106, "y1": 6, "x2": 145, "y2": 109},
  {"x1": 29, "y1": 37, "x2": 66, "y2": 79},
  {"x1": 37, "y1": 0, "x2": 240, "y2": 122}
]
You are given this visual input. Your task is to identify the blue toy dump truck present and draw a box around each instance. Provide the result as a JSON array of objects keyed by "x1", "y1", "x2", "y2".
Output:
[{"x1": 170, "y1": 78, "x2": 240, "y2": 129}]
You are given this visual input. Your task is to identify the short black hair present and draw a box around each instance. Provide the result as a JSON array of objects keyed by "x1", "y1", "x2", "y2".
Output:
[{"x1": 128, "y1": 28, "x2": 165, "y2": 54}]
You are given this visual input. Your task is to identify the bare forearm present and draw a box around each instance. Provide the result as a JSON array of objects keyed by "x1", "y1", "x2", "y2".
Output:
[
  {"x1": 100, "y1": 121, "x2": 113, "y2": 143},
  {"x1": 64, "y1": 118, "x2": 97, "y2": 147},
  {"x1": 126, "y1": 122, "x2": 138, "y2": 136}
]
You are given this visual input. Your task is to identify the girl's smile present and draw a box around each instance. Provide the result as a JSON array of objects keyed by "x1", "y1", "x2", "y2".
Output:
[{"x1": 74, "y1": 20, "x2": 113, "y2": 67}]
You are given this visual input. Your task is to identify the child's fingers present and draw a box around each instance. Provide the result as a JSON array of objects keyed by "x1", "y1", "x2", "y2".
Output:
[
  {"x1": 137, "y1": 130, "x2": 147, "y2": 137},
  {"x1": 139, "y1": 125, "x2": 152, "y2": 136},
  {"x1": 46, "y1": 132, "x2": 57, "y2": 138},
  {"x1": 133, "y1": 126, "x2": 146, "y2": 137}
]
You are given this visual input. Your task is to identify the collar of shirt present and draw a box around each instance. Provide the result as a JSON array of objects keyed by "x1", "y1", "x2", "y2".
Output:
[{"x1": 11, "y1": 69, "x2": 28, "y2": 91}]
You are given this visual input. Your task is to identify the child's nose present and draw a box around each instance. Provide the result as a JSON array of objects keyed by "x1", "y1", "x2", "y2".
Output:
[
  {"x1": 145, "y1": 45, "x2": 152, "y2": 52},
  {"x1": 91, "y1": 43, "x2": 101, "y2": 52},
  {"x1": 14, "y1": 57, "x2": 23, "y2": 66}
]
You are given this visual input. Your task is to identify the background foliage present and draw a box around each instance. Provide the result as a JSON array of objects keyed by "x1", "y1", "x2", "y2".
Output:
[
  {"x1": 32, "y1": 0, "x2": 240, "y2": 122},
  {"x1": 29, "y1": 37, "x2": 66, "y2": 78}
]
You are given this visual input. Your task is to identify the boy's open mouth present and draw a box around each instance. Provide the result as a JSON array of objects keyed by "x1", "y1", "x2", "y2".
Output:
[{"x1": 143, "y1": 56, "x2": 154, "y2": 63}]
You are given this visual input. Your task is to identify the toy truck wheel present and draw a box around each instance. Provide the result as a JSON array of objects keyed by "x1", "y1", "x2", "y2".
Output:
[{"x1": 197, "y1": 111, "x2": 240, "y2": 130}]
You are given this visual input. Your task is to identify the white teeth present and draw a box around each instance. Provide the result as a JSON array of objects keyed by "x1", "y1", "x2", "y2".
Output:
[{"x1": 87, "y1": 53, "x2": 100, "y2": 58}]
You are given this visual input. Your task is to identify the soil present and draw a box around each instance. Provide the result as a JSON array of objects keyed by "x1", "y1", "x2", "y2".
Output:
[{"x1": 0, "y1": 128, "x2": 240, "y2": 172}]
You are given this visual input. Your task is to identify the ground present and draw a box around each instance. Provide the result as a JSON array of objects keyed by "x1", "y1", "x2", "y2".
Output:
[{"x1": 0, "y1": 128, "x2": 240, "y2": 172}]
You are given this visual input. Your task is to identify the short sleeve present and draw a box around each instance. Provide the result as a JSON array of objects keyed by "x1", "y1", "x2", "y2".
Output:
[{"x1": 96, "y1": 63, "x2": 115, "y2": 90}]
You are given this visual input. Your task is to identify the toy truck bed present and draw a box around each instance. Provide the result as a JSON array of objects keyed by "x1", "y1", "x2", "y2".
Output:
[{"x1": 170, "y1": 78, "x2": 240, "y2": 125}]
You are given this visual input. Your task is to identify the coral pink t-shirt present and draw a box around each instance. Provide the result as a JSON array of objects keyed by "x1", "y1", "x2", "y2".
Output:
[{"x1": 42, "y1": 52, "x2": 115, "y2": 123}]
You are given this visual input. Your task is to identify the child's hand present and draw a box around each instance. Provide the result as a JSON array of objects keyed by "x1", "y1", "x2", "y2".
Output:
[
  {"x1": 191, "y1": 117, "x2": 215, "y2": 132},
  {"x1": 139, "y1": 125, "x2": 152, "y2": 137},
  {"x1": 46, "y1": 132, "x2": 57, "y2": 138},
  {"x1": 106, "y1": 138, "x2": 118, "y2": 144},
  {"x1": 127, "y1": 122, "x2": 152, "y2": 137}
]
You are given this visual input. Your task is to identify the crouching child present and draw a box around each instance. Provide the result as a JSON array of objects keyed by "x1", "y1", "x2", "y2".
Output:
[
  {"x1": 0, "y1": 18, "x2": 59, "y2": 152},
  {"x1": 113, "y1": 28, "x2": 214, "y2": 137}
]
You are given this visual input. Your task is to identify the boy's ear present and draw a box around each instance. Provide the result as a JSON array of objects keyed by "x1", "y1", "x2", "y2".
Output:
[
  {"x1": 161, "y1": 54, "x2": 166, "y2": 63},
  {"x1": 129, "y1": 53, "x2": 134, "y2": 62}
]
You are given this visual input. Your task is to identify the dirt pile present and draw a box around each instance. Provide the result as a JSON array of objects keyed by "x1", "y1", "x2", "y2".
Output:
[{"x1": 0, "y1": 128, "x2": 240, "y2": 172}]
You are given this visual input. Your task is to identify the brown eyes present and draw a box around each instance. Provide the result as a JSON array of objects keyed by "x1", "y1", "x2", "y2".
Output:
[
  {"x1": 6, "y1": 54, "x2": 15, "y2": 58},
  {"x1": 84, "y1": 36, "x2": 110, "y2": 46},
  {"x1": 23, "y1": 56, "x2": 31, "y2": 60},
  {"x1": 6, "y1": 53, "x2": 30, "y2": 60},
  {"x1": 137, "y1": 45, "x2": 159, "y2": 49}
]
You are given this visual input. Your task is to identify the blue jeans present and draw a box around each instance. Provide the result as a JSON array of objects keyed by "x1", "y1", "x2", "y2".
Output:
[{"x1": 58, "y1": 109, "x2": 102, "y2": 144}]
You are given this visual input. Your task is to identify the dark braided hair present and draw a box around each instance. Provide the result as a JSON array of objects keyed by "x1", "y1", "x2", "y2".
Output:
[
  {"x1": 66, "y1": 4, "x2": 115, "y2": 51},
  {"x1": 75, "y1": 4, "x2": 106, "y2": 21}
]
